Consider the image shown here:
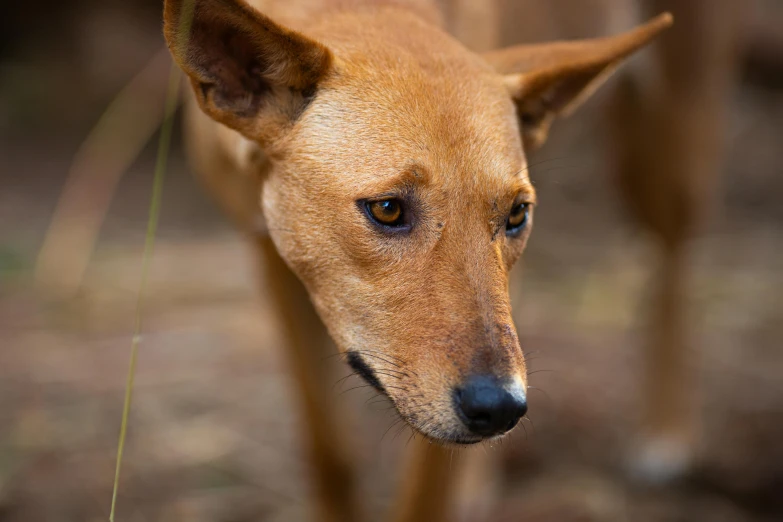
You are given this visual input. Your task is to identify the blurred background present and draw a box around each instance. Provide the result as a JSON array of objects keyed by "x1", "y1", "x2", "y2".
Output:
[{"x1": 1, "y1": 0, "x2": 781, "y2": 521}]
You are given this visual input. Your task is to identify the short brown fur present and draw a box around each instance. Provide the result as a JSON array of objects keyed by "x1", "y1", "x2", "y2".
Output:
[{"x1": 163, "y1": 0, "x2": 672, "y2": 519}]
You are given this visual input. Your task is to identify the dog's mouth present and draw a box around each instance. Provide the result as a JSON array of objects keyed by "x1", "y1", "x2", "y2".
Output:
[
  {"x1": 346, "y1": 351, "x2": 385, "y2": 393},
  {"x1": 344, "y1": 351, "x2": 503, "y2": 446}
]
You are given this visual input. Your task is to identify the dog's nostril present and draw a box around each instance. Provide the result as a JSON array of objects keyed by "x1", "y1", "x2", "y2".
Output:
[
  {"x1": 455, "y1": 376, "x2": 527, "y2": 437},
  {"x1": 471, "y1": 412, "x2": 492, "y2": 429}
]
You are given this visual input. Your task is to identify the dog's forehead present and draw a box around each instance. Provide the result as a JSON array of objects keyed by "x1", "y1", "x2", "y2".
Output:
[{"x1": 300, "y1": 43, "x2": 527, "y2": 191}]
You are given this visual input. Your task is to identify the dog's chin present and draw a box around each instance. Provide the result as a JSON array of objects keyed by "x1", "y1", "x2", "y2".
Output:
[
  {"x1": 404, "y1": 420, "x2": 488, "y2": 446},
  {"x1": 426, "y1": 432, "x2": 486, "y2": 446}
]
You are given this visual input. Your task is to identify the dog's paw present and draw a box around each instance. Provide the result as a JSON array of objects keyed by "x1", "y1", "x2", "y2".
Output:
[{"x1": 626, "y1": 434, "x2": 694, "y2": 484}]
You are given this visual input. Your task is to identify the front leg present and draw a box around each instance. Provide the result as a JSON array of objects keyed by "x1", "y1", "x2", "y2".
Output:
[
  {"x1": 255, "y1": 236, "x2": 360, "y2": 522},
  {"x1": 451, "y1": 448, "x2": 502, "y2": 522},
  {"x1": 390, "y1": 438, "x2": 456, "y2": 522},
  {"x1": 390, "y1": 439, "x2": 500, "y2": 522},
  {"x1": 608, "y1": 0, "x2": 741, "y2": 481}
]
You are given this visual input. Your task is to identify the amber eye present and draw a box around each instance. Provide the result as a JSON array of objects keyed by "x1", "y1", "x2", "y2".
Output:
[
  {"x1": 506, "y1": 202, "x2": 530, "y2": 235},
  {"x1": 366, "y1": 199, "x2": 405, "y2": 227}
]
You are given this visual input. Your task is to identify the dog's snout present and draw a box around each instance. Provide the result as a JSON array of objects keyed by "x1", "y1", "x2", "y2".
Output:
[{"x1": 454, "y1": 376, "x2": 527, "y2": 437}]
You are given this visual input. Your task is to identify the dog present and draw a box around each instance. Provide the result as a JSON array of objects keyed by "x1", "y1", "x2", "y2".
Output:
[
  {"x1": 606, "y1": 0, "x2": 742, "y2": 481},
  {"x1": 162, "y1": 0, "x2": 673, "y2": 520}
]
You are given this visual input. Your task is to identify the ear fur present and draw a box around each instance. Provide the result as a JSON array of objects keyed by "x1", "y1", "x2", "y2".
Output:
[
  {"x1": 163, "y1": 0, "x2": 332, "y2": 141},
  {"x1": 484, "y1": 13, "x2": 673, "y2": 151}
]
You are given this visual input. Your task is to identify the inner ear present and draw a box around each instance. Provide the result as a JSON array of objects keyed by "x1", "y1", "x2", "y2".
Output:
[
  {"x1": 520, "y1": 63, "x2": 614, "y2": 117},
  {"x1": 164, "y1": 0, "x2": 332, "y2": 136},
  {"x1": 190, "y1": 22, "x2": 272, "y2": 116},
  {"x1": 486, "y1": 13, "x2": 673, "y2": 152}
]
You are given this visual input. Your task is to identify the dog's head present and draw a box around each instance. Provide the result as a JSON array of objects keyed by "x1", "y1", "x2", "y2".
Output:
[{"x1": 164, "y1": 0, "x2": 671, "y2": 444}]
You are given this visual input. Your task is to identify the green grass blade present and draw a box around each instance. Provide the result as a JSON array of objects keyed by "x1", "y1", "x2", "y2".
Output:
[{"x1": 108, "y1": 60, "x2": 182, "y2": 522}]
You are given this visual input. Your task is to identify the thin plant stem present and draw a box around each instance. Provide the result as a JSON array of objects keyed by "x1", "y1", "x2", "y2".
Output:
[{"x1": 108, "y1": 61, "x2": 182, "y2": 522}]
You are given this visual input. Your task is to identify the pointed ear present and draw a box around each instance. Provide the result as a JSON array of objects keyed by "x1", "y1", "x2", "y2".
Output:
[
  {"x1": 483, "y1": 13, "x2": 673, "y2": 152},
  {"x1": 164, "y1": 0, "x2": 332, "y2": 141}
]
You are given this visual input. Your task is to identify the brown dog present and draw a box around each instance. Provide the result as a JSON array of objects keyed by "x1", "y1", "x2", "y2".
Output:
[
  {"x1": 163, "y1": 0, "x2": 671, "y2": 520},
  {"x1": 607, "y1": 0, "x2": 742, "y2": 481}
]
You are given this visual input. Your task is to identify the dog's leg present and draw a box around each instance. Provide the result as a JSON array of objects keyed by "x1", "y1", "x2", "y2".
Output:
[
  {"x1": 390, "y1": 438, "x2": 457, "y2": 522},
  {"x1": 451, "y1": 448, "x2": 502, "y2": 522},
  {"x1": 608, "y1": 0, "x2": 741, "y2": 481},
  {"x1": 389, "y1": 441, "x2": 500, "y2": 522},
  {"x1": 255, "y1": 236, "x2": 360, "y2": 522}
]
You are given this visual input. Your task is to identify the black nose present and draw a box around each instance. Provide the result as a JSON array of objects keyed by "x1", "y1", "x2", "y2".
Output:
[{"x1": 455, "y1": 376, "x2": 527, "y2": 437}]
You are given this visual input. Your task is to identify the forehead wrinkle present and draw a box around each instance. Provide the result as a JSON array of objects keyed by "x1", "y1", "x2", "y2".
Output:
[{"x1": 360, "y1": 163, "x2": 433, "y2": 194}]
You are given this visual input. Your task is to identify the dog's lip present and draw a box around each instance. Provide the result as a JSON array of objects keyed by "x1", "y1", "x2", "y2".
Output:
[
  {"x1": 370, "y1": 393, "x2": 486, "y2": 446},
  {"x1": 418, "y1": 430, "x2": 485, "y2": 446},
  {"x1": 345, "y1": 351, "x2": 387, "y2": 393},
  {"x1": 448, "y1": 436, "x2": 484, "y2": 445},
  {"x1": 344, "y1": 351, "x2": 493, "y2": 446}
]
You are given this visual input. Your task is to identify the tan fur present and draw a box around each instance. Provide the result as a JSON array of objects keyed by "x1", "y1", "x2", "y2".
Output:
[
  {"x1": 163, "y1": 0, "x2": 670, "y2": 519},
  {"x1": 608, "y1": 0, "x2": 742, "y2": 479}
]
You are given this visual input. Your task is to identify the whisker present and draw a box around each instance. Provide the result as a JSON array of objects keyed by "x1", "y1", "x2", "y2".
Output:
[
  {"x1": 526, "y1": 369, "x2": 555, "y2": 376},
  {"x1": 352, "y1": 351, "x2": 406, "y2": 371},
  {"x1": 364, "y1": 393, "x2": 381, "y2": 406},
  {"x1": 331, "y1": 371, "x2": 359, "y2": 391},
  {"x1": 373, "y1": 404, "x2": 398, "y2": 413},
  {"x1": 320, "y1": 352, "x2": 347, "y2": 362},
  {"x1": 522, "y1": 351, "x2": 544, "y2": 366},
  {"x1": 340, "y1": 384, "x2": 376, "y2": 396},
  {"x1": 522, "y1": 349, "x2": 543, "y2": 360},
  {"x1": 366, "y1": 395, "x2": 389, "y2": 406},
  {"x1": 372, "y1": 369, "x2": 406, "y2": 379},
  {"x1": 354, "y1": 351, "x2": 421, "y2": 377},
  {"x1": 321, "y1": 350, "x2": 420, "y2": 378},
  {"x1": 519, "y1": 421, "x2": 529, "y2": 441},
  {"x1": 356, "y1": 349, "x2": 411, "y2": 366},
  {"x1": 322, "y1": 353, "x2": 410, "y2": 379},
  {"x1": 522, "y1": 415, "x2": 536, "y2": 434},
  {"x1": 526, "y1": 385, "x2": 551, "y2": 403},
  {"x1": 393, "y1": 422, "x2": 410, "y2": 443},
  {"x1": 381, "y1": 417, "x2": 404, "y2": 443},
  {"x1": 514, "y1": 155, "x2": 580, "y2": 178}
]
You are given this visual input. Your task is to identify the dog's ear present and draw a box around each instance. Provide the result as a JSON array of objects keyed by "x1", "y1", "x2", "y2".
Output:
[
  {"x1": 483, "y1": 13, "x2": 672, "y2": 152},
  {"x1": 164, "y1": 0, "x2": 332, "y2": 141}
]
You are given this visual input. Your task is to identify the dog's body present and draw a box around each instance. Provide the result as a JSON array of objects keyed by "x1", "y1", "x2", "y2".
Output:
[
  {"x1": 176, "y1": 3, "x2": 539, "y2": 519},
  {"x1": 160, "y1": 0, "x2": 742, "y2": 520},
  {"x1": 606, "y1": 0, "x2": 742, "y2": 479}
]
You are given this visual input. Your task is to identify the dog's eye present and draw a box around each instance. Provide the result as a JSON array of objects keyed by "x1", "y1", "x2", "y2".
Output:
[
  {"x1": 506, "y1": 202, "x2": 530, "y2": 235},
  {"x1": 366, "y1": 199, "x2": 405, "y2": 227}
]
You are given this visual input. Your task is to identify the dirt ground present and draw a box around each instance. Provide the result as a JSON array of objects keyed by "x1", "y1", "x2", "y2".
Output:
[{"x1": 1, "y1": 1, "x2": 782, "y2": 521}]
